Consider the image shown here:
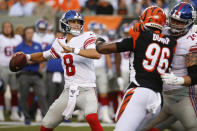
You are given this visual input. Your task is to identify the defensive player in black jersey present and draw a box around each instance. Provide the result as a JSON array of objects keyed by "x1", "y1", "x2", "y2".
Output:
[{"x1": 96, "y1": 6, "x2": 177, "y2": 131}]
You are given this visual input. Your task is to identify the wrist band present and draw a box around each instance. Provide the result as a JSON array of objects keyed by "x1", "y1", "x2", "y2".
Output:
[
  {"x1": 26, "y1": 54, "x2": 31, "y2": 60},
  {"x1": 71, "y1": 48, "x2": 75, "y2": 53},
  {"x1": 74, "y1": 48, "x2": 80, "y2": 55}
]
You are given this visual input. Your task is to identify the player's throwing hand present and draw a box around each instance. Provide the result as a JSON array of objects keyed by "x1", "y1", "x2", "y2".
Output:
[{"x1": 58, "y1": 40, "x2": 72, "y2": 53}]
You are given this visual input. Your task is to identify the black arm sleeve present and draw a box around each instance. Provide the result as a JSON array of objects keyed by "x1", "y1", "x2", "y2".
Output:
[
  {"x1": 116, "y1": 37, "x2": 134, "y2": 52},
  {"x1": 187, "y1": 65, "x2": 197, "y2": 85}
]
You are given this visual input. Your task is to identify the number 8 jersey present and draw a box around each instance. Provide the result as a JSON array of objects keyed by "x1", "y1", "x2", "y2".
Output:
[
  {"x1": 116, "y1": 26, "x2": 177, "y2": 93},
  {"x1": 49, "y1": 31, "x2": 97, "y2": 88}
]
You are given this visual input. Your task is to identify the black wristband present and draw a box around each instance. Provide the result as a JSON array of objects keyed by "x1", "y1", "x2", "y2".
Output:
[{"x1": 188, "y1": 65, "x2": 197, "y2": 85}]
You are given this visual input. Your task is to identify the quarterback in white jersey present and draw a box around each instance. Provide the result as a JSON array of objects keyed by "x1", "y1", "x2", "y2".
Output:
[
  {"x1": 51, "y1": 32, "x2": 97, "y2": 87},
  {"x1": 12, "y1": 10, "x2": 104, "y2": 131},
  {"x1": 142, "y1": 2, "x2": 197, "y2": 131}
]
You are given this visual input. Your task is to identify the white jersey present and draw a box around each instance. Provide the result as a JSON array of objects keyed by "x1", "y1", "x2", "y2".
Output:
[
  {"x1": 163, "y1": 30, "x2": 197, "y2": 91},
  {"x1": 0, "y1": 34, "x2": 22, "y2": 66},
  {"x1": 49, "y1": 31, "x2": 97, "y2": 88},
  {"x1": 94, "y1": 35, "x2": 108, "y2": 68},
  {"x1": 33, "y1": 32, "x2": 55, "y2": 50}
]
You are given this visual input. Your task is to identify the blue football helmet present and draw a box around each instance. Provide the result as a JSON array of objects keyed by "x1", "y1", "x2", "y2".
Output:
[
  {"x1": 88, "y1": 22, "x2": 100, "y2": 30},
  {"x1": 119, "y1": 23, "x2": 131, "y2": 37},
  {"x1": 35, "y1": 19, "x2": 48, "y2": 32},
  {"x1": 169, "y1": 2, "x2": 196, "y2": 36},
  {"x1": 88, "y1": 21, "x2": 106, "y2": 35},
  {"x1": 106, "y1": 29, "x2": 117, "y2": 41},
  {"x1": 60, "y1": 10, "x2": 84, "y2": 36}
]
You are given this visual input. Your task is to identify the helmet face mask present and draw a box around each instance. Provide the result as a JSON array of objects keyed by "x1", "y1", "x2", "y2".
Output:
[
  {"x1": 60, "y1": 10, "x2": 84, "y2": 36},
  {"x1": 169, "y1": 2, "x2": 196, "y2": 36},
  {"x1": 169, "y1": 17, "x2": 188, "y2": 35}
]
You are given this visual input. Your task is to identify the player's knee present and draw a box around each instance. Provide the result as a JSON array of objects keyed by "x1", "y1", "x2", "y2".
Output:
[
  {"x1": 42, "y1": 118, "x2": 56, "y2": 129},
  {"x1": 84, "y1": 107, "x2": 97, "y2": 116}
]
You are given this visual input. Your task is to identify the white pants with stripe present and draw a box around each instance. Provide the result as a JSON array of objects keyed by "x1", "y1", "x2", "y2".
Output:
[
  {"x1": 42, "y1": 87, "x2": 98, "y2": 128},
  {"x1": 114, "y1": 87, "x2": 162, "y2": 131}
]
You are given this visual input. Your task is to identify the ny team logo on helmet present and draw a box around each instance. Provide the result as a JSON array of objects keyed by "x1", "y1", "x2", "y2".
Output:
[
  {"x1": 169, "y1": 2, "x2": 196, "y2": 36},
  {"x1": 140, "y1": 6, "x2": 166, "y2": 31},
  {"x1": 35, "y1": 19, "x2": 48, "y2": 32},
  {"x1": 60, "y1": 10, "x2": 84, "y2": 36}
]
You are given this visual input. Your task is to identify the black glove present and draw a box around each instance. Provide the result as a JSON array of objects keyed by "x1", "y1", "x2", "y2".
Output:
[{"x1": 95, "y1": 37, "x2": 105, "y2": 46}]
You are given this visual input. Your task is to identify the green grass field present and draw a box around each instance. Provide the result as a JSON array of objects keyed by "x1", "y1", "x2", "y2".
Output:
[
  {"x1": 0, "y1": 125, "x2": 114, "y2": 131},
  {"x1": 0, "y1": 111, "x2": 114, "y2": 131},
  {"x1": 0, "y1": 122, "x2": 114, "y2": 131}
]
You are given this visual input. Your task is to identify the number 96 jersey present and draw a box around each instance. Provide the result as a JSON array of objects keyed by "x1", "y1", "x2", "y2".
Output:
[
  {"x1": 116, "y1": 27, "x2": 177, "y2": 93},
  {"x1": 49, "y1": 31, "x2": 97, "y2": 88}
]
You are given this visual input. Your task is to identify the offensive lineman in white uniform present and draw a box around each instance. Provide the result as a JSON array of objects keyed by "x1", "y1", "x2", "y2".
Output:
[
  {"x1": 142, "y1": 2, "x2": 197, "y2": 131},
  {"x1": 14, "y1": 10, "x2": 103, "y2": 131}
]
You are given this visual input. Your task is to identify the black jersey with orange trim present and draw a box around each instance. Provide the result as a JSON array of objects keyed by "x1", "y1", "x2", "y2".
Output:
[{"x1": 116, "y1": 27, "x2": 177, "y2": 93}]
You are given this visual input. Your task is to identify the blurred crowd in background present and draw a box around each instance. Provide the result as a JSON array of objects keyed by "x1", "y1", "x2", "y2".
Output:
[
  {"x1": 0, "y1": 0, "x2": 195, "y2": 23},
  {"x1": 0, "y1": 0, "x2": 196, "y2": 126}
]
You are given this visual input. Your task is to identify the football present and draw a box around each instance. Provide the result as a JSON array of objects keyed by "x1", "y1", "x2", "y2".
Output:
[{"x1": 9, "y1": 52, "x2": 27, "y2": 72}]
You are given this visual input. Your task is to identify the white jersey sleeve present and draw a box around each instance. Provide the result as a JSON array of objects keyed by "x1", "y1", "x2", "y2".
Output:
[
  {"x1": 49, "y1": 32, "x2": 97, "y2": 59},
  {"x1": 49, "y1": 37, "x2": 65, "y2": 59},
  {"x1": 82, "y1": 31, "x2": 97, "y2": 49}
]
